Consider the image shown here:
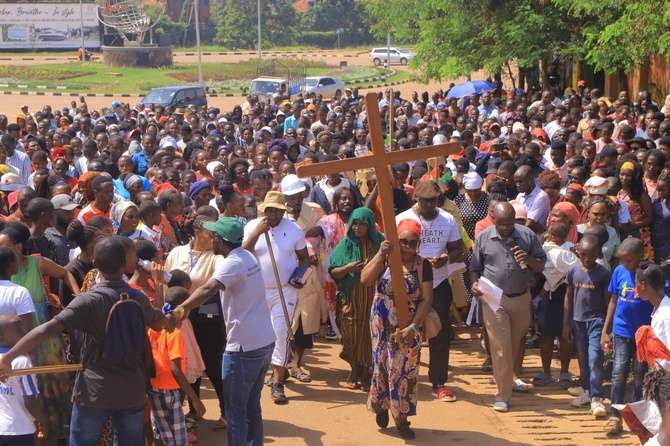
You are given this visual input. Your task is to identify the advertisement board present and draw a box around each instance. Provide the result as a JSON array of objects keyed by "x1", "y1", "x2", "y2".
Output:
[{"x1": 0, "y1": 3, "x2": 100, "y2": 49}]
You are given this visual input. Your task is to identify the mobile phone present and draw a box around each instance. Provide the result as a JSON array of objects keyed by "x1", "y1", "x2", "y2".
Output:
[{"x1": 494, "y1": 143, "x2": 506, "y2": 152}]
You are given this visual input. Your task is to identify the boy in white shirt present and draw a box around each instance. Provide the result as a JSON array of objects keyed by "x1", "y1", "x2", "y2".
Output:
[{"x1": 0, "y1": 314, "x2": 48, "y2": 445}]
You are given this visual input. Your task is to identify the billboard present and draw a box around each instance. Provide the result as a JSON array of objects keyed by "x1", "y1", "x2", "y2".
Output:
[{"x1": 0, "y1": 3, "x2": 100, "y2": 49}]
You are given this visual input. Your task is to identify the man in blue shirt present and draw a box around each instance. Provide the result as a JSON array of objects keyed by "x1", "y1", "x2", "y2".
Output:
[{"x1": 132, "y1": 133, "x2": 156, "y2": 176}]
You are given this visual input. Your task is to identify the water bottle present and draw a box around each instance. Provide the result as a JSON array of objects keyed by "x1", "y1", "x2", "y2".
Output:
[{"x1": 138, "y1": 259, "x2": 172, "y2": 283}]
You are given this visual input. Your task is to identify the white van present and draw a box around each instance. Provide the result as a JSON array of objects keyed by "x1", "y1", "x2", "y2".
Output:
[{"x1": 369, "y1": 47, "x2": 416, "y2": 66}]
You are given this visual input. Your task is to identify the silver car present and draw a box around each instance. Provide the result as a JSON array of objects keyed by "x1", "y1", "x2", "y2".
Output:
[
  {"x1": 369, "y1": 47, "x2": 416, "y2": 66},
  {"x1": 303, "y1": 76, "x2": 345, "y2": 99}
]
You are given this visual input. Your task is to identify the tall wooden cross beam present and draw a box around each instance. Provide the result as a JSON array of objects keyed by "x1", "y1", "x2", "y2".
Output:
[{"x1": 296, "y1": 92, "x2": 461, "y2": 328}]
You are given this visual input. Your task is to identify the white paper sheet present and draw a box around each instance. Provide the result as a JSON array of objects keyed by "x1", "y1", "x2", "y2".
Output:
[{"x1": 478, "y1": 277, "x2": 503, "y2": 313}]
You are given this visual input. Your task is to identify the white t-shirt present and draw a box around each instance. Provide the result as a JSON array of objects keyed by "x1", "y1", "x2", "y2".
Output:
[
  {"x1": 0, "y1": 351, "x2": 39, "y2": 435},
  {"x1": 652, "y1": 296, "x2": 670, "y2": 370},
  {"x1": 644, "y1": 434, "x2": 661, "y2": 446},
  {"x1": 395, "y1": 207, "x2": 461, "y2": 286},
  {"x1": 316, "y1": 178, "x2": 355, "y2": 211},
  {"x1": 0, "y1": 280, "x2": 35, "y2": 317},
  {"x1": 213, "y1": 247, "x2": 275, "y2": 353},
  {"x1": 244, "y1": 217, "x2": 307, "y2": 288}
]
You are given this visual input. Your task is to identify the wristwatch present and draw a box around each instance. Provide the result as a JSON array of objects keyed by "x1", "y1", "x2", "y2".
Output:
[{"x1": 174, "y1": 305, "x2": 185, "y2": 319}]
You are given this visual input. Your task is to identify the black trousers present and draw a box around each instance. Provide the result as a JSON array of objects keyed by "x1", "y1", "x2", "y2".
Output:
[
  {"x1": 189, "y1": 316, "x2": 226, "y2": 418},
  {"x1": 429, "y1": 278, "x2": 453, "y2": 387}
]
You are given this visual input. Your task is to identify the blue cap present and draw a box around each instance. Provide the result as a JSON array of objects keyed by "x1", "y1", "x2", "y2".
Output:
[
  {"x1": 189, "y1": 180, "x2": 211, "y2": 199},
  {"x1": 111, "y1": 101, "x2": 120, "y2": 108}
]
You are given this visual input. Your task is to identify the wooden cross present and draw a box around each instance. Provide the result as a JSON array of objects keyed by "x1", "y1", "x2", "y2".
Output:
[{"x1": 296, "y1": 92, "x2": 461, "y2": 328}]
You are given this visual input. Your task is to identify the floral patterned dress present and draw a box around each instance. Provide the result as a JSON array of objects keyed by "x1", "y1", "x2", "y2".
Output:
[
  {"x1": 368, "y1": 263, "x2": 422, "y2": 420},
  {"x1": 316, "y1": 213, "x2": 347, "y2": 336},
  {"x1": 618, "y1": 191, "x2": 654, "y2": 261}
]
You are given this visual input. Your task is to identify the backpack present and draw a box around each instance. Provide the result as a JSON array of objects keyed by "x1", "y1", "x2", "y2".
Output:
[{"x1": 101, "y1": 289, "x2": 147, "y2": 367}]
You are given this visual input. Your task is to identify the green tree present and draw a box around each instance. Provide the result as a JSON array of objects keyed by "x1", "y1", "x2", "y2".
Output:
[
  {"x1": 301, "y1": 0, "x2": 373, "y2": 46},
  {"x1": 553, "y1": 0, "x2": 670, "y2": 88},
  {"x1": 365, "y1": 0, "x2": 576, "y2": 85},
  {"x1": 211, "y1": 0, "x2": 299, "y2": 50}
]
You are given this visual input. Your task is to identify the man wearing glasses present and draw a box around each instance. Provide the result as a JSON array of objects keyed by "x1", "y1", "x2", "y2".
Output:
[
  {"x1": 470, "y1": 202, "x2": 546, "y2": 412},
  {"x1": 396, "y1": 180, "x2": 464, "y2": 403}
]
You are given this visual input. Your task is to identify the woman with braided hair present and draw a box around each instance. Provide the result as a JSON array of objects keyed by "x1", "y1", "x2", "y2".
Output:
[
  {"x1": 642, "y1": 368, "x2": 670, "y2": 445},
  {"x1": 618, "y1": 159, "x2": 654, "y2": 260}
]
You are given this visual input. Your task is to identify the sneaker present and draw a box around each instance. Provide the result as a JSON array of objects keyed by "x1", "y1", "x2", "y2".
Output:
[
  {"x1": 325, "y1": 328, "x2": 338, "y2": 341},
  {"x1": 590, "y1": 397, "x2": 606, "y2": 418},
  {"x1": 567, "y1": 386, "x2": 585, "y2": 397},
  {"x1": 271, "y1": 383, "x2": 288, "y2": 404},
  {"x1": 493, "y1": 401, "x2": 509, "y2": 412},
  {"x1": 570, "y1": 390, "x2": 590, "y2": 407}
]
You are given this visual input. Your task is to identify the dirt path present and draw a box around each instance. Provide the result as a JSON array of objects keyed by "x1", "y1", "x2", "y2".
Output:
[{"x1": 188, "y1": 326, "x2": 640, "y2": 446}]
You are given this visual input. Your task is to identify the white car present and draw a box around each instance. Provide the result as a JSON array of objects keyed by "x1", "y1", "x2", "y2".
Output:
[
  {"x1": 369, "y1": 47, "x2": 416, "y2": 66},
  {"x1": 303, "y1": 76, "x2": 344, "y2": 99}
]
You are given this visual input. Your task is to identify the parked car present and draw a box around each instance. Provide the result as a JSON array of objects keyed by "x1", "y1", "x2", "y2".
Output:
[
  {"x1": 138, "y1": 86, "x2": 207, "y2": 111},
  {"x1": 249, "y1": 76, "x2": 303, "y2": 101},
  {"x1": 303, "y1": 76, "x2": 344, "y2": 99},
  {"x1": 369, "y1": 47, "x2": 416, "y2": 66}
]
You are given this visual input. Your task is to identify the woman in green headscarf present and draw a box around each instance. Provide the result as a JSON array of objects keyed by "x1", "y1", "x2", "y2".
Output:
[{"x1": 329, "y1": 207, "x2": 383, "y2": 391}]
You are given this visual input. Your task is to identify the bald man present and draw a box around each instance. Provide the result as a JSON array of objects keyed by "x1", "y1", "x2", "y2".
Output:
[{"x1": 470, "y1": 202, "x2": 546, "y2": 412}]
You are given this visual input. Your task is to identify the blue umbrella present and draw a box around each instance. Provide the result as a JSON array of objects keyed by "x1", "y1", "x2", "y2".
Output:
[{"x1": 446, "y1": 80, "x2": 496, "y2": 99}]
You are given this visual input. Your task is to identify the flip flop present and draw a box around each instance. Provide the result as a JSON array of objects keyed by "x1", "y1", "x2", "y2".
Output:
[
  {"x1": 435, "y1": 386, "x2": 457, "y2": 402},
  {"x1": 344, "y1": 381, "x2": 359, "y2": 390},
  {"x1": 512, "y1": 378, "x2": 534, "y2": 392},
  {"x1": 559, "y1": 372, "x2": 574, "y2": 389},
  {"x1": 290, "y1": 367, "x2": 312, "y2": 383},
  {"x1": 532, "y1": 372, "x2": 555, "y2": 387},
  {"x1": 213, "y1": 417, "x2": 227, "y2": 431}
]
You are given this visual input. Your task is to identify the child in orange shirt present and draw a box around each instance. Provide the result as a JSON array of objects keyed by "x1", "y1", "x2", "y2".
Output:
[{"x1": 147, "y1": 287, "x2": 206, "y2": 446}]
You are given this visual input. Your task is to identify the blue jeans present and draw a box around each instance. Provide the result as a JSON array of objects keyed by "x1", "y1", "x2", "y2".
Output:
[
  {"x1": 223, "y1": 342, "x2": 274, "y2": 446},
  {"x1": 70, "y1": 403, "x2": 145, "y2": 446},
  {"x1": 0, "y1": 434, "x2": 36, "y2": 446},
  {"x1": 572, "y1": 318, "x2": 605, "y2": 398},
  {"x1": 610, "y1": 334, "x2": 648, "y2": 418}
]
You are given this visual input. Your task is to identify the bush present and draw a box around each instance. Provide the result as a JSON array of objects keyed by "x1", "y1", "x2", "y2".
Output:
[{"x1": 301, "y1": 31, "x2": 337, "y2": 49}]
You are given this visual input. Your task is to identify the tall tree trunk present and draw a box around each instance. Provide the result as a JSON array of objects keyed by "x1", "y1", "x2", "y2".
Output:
[{"x1": 617, "y1": 67, "x2": 629, "y2": 93}]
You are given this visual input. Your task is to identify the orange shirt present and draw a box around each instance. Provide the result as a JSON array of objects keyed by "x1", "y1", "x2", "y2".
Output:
[
  {"x1": 148, "y1": 327, "x2": 185, "y2": 390},
  {"x1": 233, "y1": 183, "x2": 253, "y2": 195},
  {"x1": 78, "y1": 202, "x2": 111, "y2": 224}
]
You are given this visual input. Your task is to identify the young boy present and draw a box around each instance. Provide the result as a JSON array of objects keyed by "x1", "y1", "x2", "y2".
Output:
[
  {"x1": 139, "y1": 200, "x2": 164, "y2": 255},
  {"x1": 636, "y1": 261, "x2": 670, "y2": 371},
  {"x1": 563, "y1": 235, "x2": 611, "y2": 417},
  {"x1": 28, "y1": 151, "x2": 50, "y2": 189},
  {"x1": 534, "y1": 222, "x2": 579, "y2": 387},
  {"x1": 601, "y1": 237, "x2": 652, "y2": 434},
  {"x1": 0, "y1": 236, "x2": 174, "y2": 444},
  {"x1": 148, "y1": 286, "x2": 206, "y2": 446},
  {"x1": 0, "y1": 314, "x2": 48, "y2": 445},
  {"x1": 582, "y1": 224, "x2": 620, "y2": 271}
]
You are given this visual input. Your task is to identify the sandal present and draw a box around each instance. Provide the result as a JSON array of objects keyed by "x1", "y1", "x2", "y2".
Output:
[
  {"x1": 512, "y1": 378, "x2": 534, "y2": 392},
  {"x1": 604, "y1": 417, "x2": 623, "y2": 434},
  {"x1": 396, "y1": 421, "x2": 415, "y2": 440},
  {"x1": 433, "y1": 386, "x2": 457, "y2": 402},
  {"x1": 213, "y1": 417, "x2": 227, "y2": 431},
  {"x1": 375, "y1": 410, "x2": 389, "y2": 428},
  {"x1": 290, "y1": 367, "x2": 312, "y2": 383},
  {"x1": 532, "y1": 372, "x2": 555, "y2": 387},
  {"x1": 559, "y1": 372, "x2": 574, "y2": 389}
]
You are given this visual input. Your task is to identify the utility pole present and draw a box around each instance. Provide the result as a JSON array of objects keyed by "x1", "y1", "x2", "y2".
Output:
[
  {"x1": 79, "y1": 0, "x2": 85, "y2": 61},
  {"x1": 257, "y1": 0, "x2": 262, "y2": 59},
  {"x1": 194, "y1": 0, "x2": 203, "y2": 86},
  {"x1": 386, "y1": 31, "x2": 390, "y2": 69}
]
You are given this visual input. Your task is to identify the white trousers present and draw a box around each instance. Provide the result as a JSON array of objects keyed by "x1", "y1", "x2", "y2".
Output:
[{"x1": 266, "y1": 286, "x2": 298, "y2": 368}]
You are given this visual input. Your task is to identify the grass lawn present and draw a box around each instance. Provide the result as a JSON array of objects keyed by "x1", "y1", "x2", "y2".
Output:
[{"x1": 0, "y1": 59, "x2": 408, "y2": 94}]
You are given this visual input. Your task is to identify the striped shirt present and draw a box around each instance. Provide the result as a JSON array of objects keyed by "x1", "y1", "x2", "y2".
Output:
[{"x1": 6, "y1": 150, "x2": 30, "y2": 186}]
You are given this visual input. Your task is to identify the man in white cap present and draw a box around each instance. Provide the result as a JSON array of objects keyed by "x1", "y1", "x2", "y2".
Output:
[
  {"x1": 243, "y1": 191, "x2": 310, "y2": 404},
  {"x1": 281, "y1": 174, "x2": 325, "y2": 384}
]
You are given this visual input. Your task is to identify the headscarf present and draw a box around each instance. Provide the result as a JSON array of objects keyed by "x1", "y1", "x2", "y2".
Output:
[
  {"x1": 77, "y1": 171, "x2": 101, "y2": 203},
  {"x1": 550, "y1": 202, "x2": 580, "y2": 244},
  {"x1": 206, "y1": 161, "x2": 224, "y2": 178},
  {"x1": 397, "y1": 219, "x2": 421, "y2": 238},
  {"x1": 123, "y1": 174, "x2": 142, "y2": 190},
  {"x1": 110, "y1": 200, "x2": 138, "y2": 229},
  {"x1": 463, "y1": 172, "x2": 483, "y2": 190},
  {"x1": 328, "y1": 207, "x2": 383, "y2": 292}
]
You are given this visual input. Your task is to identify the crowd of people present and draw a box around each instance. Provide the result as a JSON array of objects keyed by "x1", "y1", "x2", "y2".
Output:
[{"x1": 0, "y1": 81, "x2": 670, "y2": 445}]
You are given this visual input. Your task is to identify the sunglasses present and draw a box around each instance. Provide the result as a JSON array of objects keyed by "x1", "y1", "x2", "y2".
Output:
[
  {"x1": 496, "y1": 175, "x2": 509, "y2": 182},
  {"x1": 399, "y1": 238, "x2": 419, "y2": 249}
]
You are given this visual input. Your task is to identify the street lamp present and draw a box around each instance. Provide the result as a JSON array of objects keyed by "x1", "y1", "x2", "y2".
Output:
[
  {"x1": 194, "y1": 0, "x2": 203, "y2": 86},
  {"x1": 79, "y1": 0, "x2": 85, "y2": 61}
]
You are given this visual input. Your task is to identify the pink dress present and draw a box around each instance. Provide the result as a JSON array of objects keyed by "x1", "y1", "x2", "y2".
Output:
[{"x1": 316, "y1": 213, "x2": 347, "y2": 337}]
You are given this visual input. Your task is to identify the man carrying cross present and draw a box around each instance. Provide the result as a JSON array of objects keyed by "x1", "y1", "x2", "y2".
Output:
[{"x1": 396, "y1": 180, "x2": 464, "y2": 402}]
